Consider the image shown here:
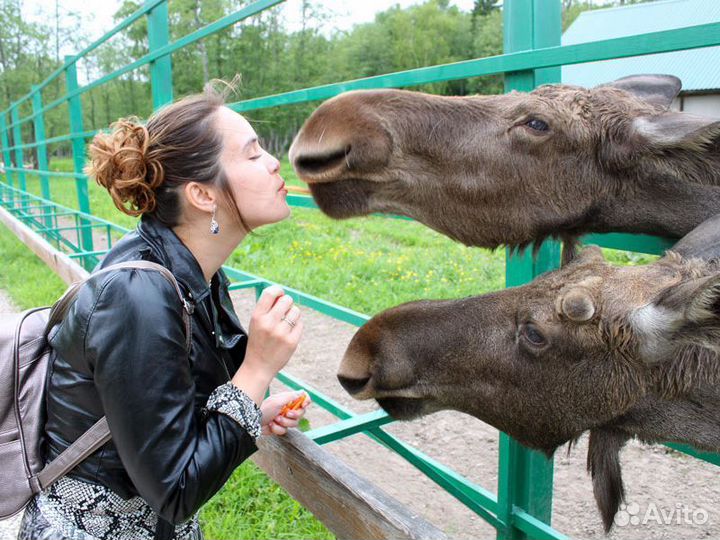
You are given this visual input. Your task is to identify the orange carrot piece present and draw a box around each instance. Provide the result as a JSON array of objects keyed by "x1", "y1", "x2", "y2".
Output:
[{"x1": 279, "y1": 393, "x2": 307, "y2": 416}]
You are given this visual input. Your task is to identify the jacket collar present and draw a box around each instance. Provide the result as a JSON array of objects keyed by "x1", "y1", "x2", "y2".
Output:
[{"x1": 136, "y1": 214, "x2": 212, "y2": 304}]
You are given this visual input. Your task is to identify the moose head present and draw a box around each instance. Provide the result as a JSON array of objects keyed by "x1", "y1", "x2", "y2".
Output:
[
  {"x1": 290, "y1": 75, "x2": 720, "y2": 256},
  {"x1": 336, "y1": 215, "x2": 720, "y2": 530}
]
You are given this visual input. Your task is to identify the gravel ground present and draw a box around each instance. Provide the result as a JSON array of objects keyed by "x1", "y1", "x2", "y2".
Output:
[{"x1": 1, "y1": 286, "x2": 717, "y2": 540}]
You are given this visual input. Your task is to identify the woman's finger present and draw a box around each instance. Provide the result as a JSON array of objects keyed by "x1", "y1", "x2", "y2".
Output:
[
  {"x1": 284, "y1": 305, "x2": 301, "y2": 323},
  {"x1": 274, "y1": 415, "x2": 299, "y2": 428},
  {"x1": 289, "y1": 319, "x2": 304, "y2": 338},
  {"x1": 255, "y1": 285, "x2": 284, "y2": 313},
  {"x1": 269, "y1": 295, "x2": 294, "y2": 318}
]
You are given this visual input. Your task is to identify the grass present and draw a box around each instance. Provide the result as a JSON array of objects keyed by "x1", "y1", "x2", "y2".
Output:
[
  {"x1": 16, "y1": 157, "x2": 509, "y2": 316},
  {"x1": 0, "y1": 224, "x2": 67, "y2": 308},
  {"x1": 201, "y1": 463, "x2": 333, "y2": 540}
]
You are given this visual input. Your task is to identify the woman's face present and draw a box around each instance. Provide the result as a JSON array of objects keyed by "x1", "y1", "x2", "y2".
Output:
[{"x1": 215, "y1": 106, "x2": 290, "y2": 231}]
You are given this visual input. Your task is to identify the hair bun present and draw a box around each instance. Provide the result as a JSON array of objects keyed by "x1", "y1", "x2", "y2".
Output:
[{"x1": 86, "y1": 117, "x2": 165, "y2": 217}]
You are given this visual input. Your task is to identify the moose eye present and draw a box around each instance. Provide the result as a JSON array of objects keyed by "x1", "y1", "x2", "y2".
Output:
[
  {"x1": 525, "y1": 118, "x2": 549, "y2": 132},
  {"x1": 521, "y1": 323, "x2": 547, "y2": 347}
]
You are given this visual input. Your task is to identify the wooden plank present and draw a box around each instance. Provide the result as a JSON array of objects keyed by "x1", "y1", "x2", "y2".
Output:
[
  {"x1": 0, "y1": 205, "x2": 88, "y2": 284},
  {"x1": 252, "y1": 429, "x2": 447, "y2": 540},
  {"x1": 0, "y1": 204, "x2": 446, "y2": 540}
]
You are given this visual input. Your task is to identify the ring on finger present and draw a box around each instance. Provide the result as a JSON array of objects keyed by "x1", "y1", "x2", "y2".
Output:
[{"x1": 280, "y1": 315, "x2": 297, "y2": 328}]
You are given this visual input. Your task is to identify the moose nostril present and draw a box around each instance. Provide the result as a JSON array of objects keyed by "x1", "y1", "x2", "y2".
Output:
[
  {"x1": 337, "y1": 374, "x2": 371, "y2": 395},
  {"x1": 294, "y1": 146, "x2": 350, "y2": 175}
]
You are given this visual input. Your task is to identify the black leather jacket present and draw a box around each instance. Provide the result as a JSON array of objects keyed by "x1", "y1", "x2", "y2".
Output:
[{"x1": 45, "y1": 214, "x2": 257, "y2": 526}]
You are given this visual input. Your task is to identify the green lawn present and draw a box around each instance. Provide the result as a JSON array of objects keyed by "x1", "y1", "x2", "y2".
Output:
[{"x1": 15, "y1": 157, "x2": 510, "y2": 316}]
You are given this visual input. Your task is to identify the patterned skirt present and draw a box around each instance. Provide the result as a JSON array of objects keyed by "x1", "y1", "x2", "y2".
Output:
[{"x1": 16, "y1": 476, "x2": 203, "y2": 540}]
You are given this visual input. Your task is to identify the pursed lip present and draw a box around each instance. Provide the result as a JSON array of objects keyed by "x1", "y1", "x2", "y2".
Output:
[{"x1": 278, "y1": 180, "x2": 286, "y2": 192}]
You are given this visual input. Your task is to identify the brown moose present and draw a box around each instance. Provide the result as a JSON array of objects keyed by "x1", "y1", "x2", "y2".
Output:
[
  {"x1": 338, "y1": 217, "x2": 720, "y2": 531},
  {"x1": 289, "y1": 75, "x2": 720, "y2": 258},
  {"x1": 289, "y1": 76, "x2": 720, "y2": 530}
]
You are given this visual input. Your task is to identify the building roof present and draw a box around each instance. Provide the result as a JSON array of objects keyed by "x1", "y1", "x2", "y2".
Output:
[{"x1": 561, "y1": 0, "x2": 720, "y2": 92}]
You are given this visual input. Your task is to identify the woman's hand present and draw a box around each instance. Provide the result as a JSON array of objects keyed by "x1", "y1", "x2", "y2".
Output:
[
  {"x1": 261, "y1": 391, "x2": 311, "y2": 436},
  {"x1": 245, "y1": 285, "x2": 303, "y2": 377},
  {"x1": 231, "y1": 285, "x2": 303, "y2": 405}
]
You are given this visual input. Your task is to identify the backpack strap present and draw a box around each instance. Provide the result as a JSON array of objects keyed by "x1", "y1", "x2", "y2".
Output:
[
  {"x1": 36, "y1": 261, "x2": 193, "y2": 492},
  {"x1": 36, "y1": 417, "x2": 111, "y2": 491}
]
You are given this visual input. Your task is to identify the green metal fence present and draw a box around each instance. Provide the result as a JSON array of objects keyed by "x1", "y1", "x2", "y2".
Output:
[{"x1": 1, "y1": 1, "x2": 719, "y2": 538}]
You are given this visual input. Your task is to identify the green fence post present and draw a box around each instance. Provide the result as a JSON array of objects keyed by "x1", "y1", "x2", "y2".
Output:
[
  {"x1": 10, "y1": 104, "x2": 27, "y2": 191},
  {"x1": 31, "y1": 86, "x2": 52, "y2": 203},
  {"x1": 65, "y1": 55, "x2": 94, "y2": 253},
  {"x1": 0, "y1": 114, "x2": 13, "y2": 190},
  {"x1": 32, "y1": 86, "x2": 52, "y2": 228},
  {"x1": 147, "y1": 0, "x2": 173, "y2": 110},
  {"x1": 497, "y1": 1, "x2": 561, "y2": 539}
]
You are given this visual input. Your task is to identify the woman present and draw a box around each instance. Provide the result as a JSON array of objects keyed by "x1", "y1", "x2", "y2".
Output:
[{"x1": 18, "y1": 83, "x2": 309, "y2": 540}]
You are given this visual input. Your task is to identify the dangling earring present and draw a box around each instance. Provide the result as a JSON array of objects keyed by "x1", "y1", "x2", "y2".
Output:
[{"x1": 209, "y1": 204, "x2": 220, "y2": 235}]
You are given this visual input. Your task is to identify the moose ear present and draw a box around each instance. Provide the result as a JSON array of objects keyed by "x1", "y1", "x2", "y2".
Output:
[
  {"x1": 630, "y1": 113, "x2": 720, "y2": 151},
  {"x1": 633, "y1": 274, "x2": 720, "y2": 361},
  {"x1": 559, "y1": 289, "x2": 596, "y2": 322},
  {"x1": 602, "y1": 74, "x2": 681, "y2": 109},
  {"x1": 587, "y1": 428, "x2": 629, "y2": 532},
  {"x1": 671, "y1": 214, "x2": 720, "y2": 262},
  {"x1": 655, "y1": 274, "x2": 720, "y2": 328}
]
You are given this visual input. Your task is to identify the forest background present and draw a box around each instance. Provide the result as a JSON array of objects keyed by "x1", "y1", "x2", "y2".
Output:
[{"x1": 0, "y1": 0, "x2": 655, "y2": 160}]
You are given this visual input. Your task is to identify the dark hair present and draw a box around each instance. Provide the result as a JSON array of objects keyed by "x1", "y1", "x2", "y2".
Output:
[{"x1": 86, "y1": 81, "x2": 248, "y2": 230}]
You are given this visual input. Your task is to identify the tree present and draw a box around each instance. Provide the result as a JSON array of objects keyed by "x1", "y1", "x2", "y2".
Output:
[{"x1": 472, "y1": 0, "x2": 497, "y2": 18}]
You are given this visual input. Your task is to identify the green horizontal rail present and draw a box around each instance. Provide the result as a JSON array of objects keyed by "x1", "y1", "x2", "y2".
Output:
[
  {"x1": 582, "y1": 232, "x2": 675, "y2": 255},
  {"x1": 368, "y1": 426, "x2": 503, "y2": 529},
  {"x1": 67, "y1": 249, "x2": 112, "y2": 259},
  {"x1": 4, "y1": 167, "x2": 87, "y2": 180},
  {"x1": 226, "y1": 278, "x2": 266, "y2": 290},
  {"x1": 286, "y1": 193, "x2": 319, "y2": 209},
  {"x1": 35, "y1": 223, "x2": 113, "y2": 234},
  {"x1": 5, "y1": 129, "x2": 99, "y2": 151},
  {"x1": 0, "y1": 178, "x2": 681, "y2": 258},
  {"x1": 230, "y1": 21, "x2": 720, "y2": 112},
  {"x1": 666, "y1": 443, "x2": 720, "y2": 467},
  {"x1": 221, "y1": 265, "x2": 371, "y2": 327},
  {"x1": 306, "y1": 409, "x2": 393, "y2": 445},
  {"x1": 513, "y1": 509, "x2": 569, "y2": 540}
]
